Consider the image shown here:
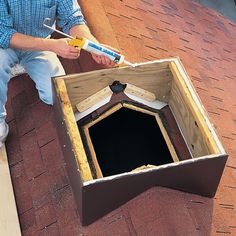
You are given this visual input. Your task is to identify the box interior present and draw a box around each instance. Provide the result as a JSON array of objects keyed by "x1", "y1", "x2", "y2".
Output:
[{"x1": 54, "y1": 59, "x2": 224, "y2": 182}]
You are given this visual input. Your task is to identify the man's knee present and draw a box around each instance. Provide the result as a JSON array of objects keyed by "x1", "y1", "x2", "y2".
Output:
[
  {"x1": 39, "y1": 90, "x2": 53, "y2": 105},
  {"x1": 43, "y1": 52, "x2": 65, "y2": 77},
  {"x1": 0, "y1": 48, "x2": 18, "y2": 73},
  {"x1": 41, "y1": 97, "x2": 53, "y2": 106}
]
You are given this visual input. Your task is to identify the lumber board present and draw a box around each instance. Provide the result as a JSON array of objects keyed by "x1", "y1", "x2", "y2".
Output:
[
  {"x1": 169, "y1": 61, "x2": 220, "y2": 155},
  {"x1": 76, "y1": 86, "x2": 113, "y2": 112},
  {"x1": 125, "y1": 83, "x2": 156, "y2": 102},
  {"x1": 169, "y1": 82, "x2": 210, "y2": 157},
  {"x1": 83, "y1": 128, "x2": 103, "y2": 178},
  {"x1": 0, "y1": 145, "x2": 21, "y2": 236},
  {"x1": 55, "y1": 78, "x2": 93, "y2": 181}
]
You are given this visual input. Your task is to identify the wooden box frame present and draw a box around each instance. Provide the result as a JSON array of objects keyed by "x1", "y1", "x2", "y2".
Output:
[{"x1": 52, "y1": 58, "x2": 227, "y2": 225}]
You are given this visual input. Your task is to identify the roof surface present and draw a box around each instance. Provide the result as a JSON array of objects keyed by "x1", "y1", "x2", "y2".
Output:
[{"x1": 6, "y1": 0, "x2": 236, "y2": 235}]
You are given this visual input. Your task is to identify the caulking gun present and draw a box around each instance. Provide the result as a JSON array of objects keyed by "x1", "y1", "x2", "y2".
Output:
[{"x1": 43, "y1": 18, "x2": 134, "y2": 66}]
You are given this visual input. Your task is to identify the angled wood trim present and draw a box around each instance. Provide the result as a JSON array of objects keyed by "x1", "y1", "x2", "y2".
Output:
[
  {"x1": 83, "y1": 128, "x2": 103, "y2": 178},
  {"x1": 85, "y1": 103, "x2": 123, "y2": 129},
  {"x1": 76, "y1": 86, "x2": 113, "y2": 112}
]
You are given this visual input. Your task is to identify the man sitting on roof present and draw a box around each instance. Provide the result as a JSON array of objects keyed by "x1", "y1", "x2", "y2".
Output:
[{"x1": 0, "y1": 0, "x2": 114, "y2": 147}]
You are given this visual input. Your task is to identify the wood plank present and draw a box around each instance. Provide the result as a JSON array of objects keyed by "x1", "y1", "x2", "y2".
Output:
[
  {"x1": 55, "y1": 78, "x2": 93, "y2": 181},
  {"x1": 76, "y1": 86, "x2": 112, "y2": 112},
  {"x1": 169, "y1": 61, "x2": 220, "y2": 155},
  {"x1": 125, "y1": 83, "x2": 156, "y2": 102},
  {"x1": 83, "y1": 128, "x2": 103, "y2": 178},
  {"x1": 0, "y1": 145, "x2": 22, "y2": 236},
  {"x1": 122, "y1": 103, "x2": 157, "y2": 117},
  {"x1": 63, "y1": 61, "x2": 173, "y2": 111},
  {"x1": 169, "y1": 81, "x2": 210, "y2": 157}
]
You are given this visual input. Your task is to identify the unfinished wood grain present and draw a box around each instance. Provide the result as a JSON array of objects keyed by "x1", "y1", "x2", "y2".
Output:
[
  {"x1": 169, "y1": 61, "x2": 220, "y2": 155},
  {"x1": 63, "y1": 62, "x2": 173, "y2": 111},
  {"x1": 55, "y1": 78, "x2": 93, "y2": 181},
  {"x1": 0, "y1": 145, "x2": 21, "y2": 236},
  {"x1": 122, "y1": 103, "x2": 157, "y2": 117},
  {"x1": 125, "y1": 83, "x2": 156, "y2": 102},
  {"x1": 123, "y1": 103, "x2": 179, "y2": 162},
  {"x1": 83, "y1": 128, "x2": 103, "y2": 178},
  {"x1": 76, "y1": 86, "x2": 112, "y2": 112},
  {"x1": 169, "y1": 81, "x2": 210, "y2": 157}
]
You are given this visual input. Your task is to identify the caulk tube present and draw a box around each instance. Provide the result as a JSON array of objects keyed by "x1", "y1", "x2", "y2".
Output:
[{"x1": 82, "y1": 39, "x2": 124, "y2": 64}]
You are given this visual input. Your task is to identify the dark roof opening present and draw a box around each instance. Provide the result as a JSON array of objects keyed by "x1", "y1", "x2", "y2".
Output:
[{"x1": 89, "y1": 107, "x2": 174, "y2": 177}]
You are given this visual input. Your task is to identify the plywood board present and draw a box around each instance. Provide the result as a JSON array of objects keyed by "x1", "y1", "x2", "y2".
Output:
[
  {"x1": 169, "y1": 61, "x2": 220, "y2": 155},
  {"x1": 125, "y1": 83, "x2": 156, "y2": 102},
  {"x1": 76, "y1": 86, "x2": 113, "y2": 112},
  {"x1": 62, "y1": 62, "x2": 173, "y2": 111},
  {"x1": 169, "y1": 82, "x2": 210, "y2": 157},
  {"x1": 0, "y1": 145, "x2": 21, "y2": 236}
]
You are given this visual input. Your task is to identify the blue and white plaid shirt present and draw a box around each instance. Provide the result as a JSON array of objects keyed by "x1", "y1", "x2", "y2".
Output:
[{"x1": 0, "y1": 0, "x2": 86, "y2": 48}]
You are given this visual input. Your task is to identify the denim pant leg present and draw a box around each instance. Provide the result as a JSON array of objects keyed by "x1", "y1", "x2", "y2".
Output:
[
  {"x1": 20, "y1": 50, "x2": 65, "y2": 105},
  {"x1": 0, "y1": 48, "x2": 19, "y2": 121}
]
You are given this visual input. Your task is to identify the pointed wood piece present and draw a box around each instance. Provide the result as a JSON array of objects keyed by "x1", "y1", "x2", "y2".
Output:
[{"x1": 76, "y1": 86, "x2": 113, "y2": 112}]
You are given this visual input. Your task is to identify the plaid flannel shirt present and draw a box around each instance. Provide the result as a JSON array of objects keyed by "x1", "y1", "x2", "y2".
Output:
[{"x1": 0, "y1": 0, "x2": 86, "y2": 48}]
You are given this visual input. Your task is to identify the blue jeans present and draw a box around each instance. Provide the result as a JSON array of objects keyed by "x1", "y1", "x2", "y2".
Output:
[{"x1": 0, "y1": 48, "x2": 65, "y2": 121}]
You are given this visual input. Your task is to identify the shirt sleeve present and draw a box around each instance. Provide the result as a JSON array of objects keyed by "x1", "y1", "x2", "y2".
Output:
[
  {"x1": 0, "y1": 1, "x2": 17, "y2": 49},
  {"x1": 57, "y1": 0, "x2": 86, "y2": 34}
]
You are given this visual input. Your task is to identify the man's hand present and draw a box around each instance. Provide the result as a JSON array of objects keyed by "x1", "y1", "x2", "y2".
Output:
[
  {"x1": 49, "y1": 38, "x2": 81, "y2": 59},
  {"x1": 91, "y1": 54, "x2": 116, "y2": 67},
  {"x1": 91, "y1": 44, "x2": 119, "y2": 67},
  {"x1": 70, "y1": 25, "x2": 119, "y2": 67}
]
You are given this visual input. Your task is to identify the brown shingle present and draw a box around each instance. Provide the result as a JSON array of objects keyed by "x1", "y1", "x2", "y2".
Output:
[{"x1": 7, "y1": 0, "x2": 236, "y2": 234}]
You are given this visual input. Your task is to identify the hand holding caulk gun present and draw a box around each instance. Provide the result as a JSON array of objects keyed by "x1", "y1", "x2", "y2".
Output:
[{"x1": 43, "y1": 18, "x2": 133, "y2": 67}]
